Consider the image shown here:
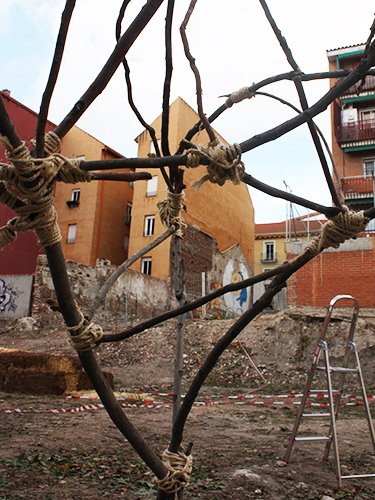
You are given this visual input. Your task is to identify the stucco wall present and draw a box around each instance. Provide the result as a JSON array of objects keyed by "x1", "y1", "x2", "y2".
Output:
[
  {"x1": 129, "y1": 97, "x2": 254, "y2": 281},
  {"x1": 56, "y1": 127, "x2": 133, "y2": 266}
]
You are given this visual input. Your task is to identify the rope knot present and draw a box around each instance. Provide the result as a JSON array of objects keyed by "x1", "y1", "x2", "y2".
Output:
[
  {"x1": 156, "y1": 448, "x2": 193, "y2": 499},
  {"x1": 228, "y1": 86, "x2": 255, "y2": 104},
  {"x1": 186, "y1": 138, "x2": 245, "y2": 191},
  {"x1": 156, "y1": 189, "x2": 186, "y2": 238},
  {"x1": 305, "y1": 207, "x2": 370, "y2": 256},
  {"x1": 67, "y1": 309, "x2": 103, "y2": 352},
  {"x1": 0, "y1": 132, "x2": 91, "y2": 251}
]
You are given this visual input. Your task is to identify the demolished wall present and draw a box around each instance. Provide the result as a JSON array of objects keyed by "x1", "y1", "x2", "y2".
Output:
[{"x1": 33, "y1": 255, "x2": 172, "y2": 327}]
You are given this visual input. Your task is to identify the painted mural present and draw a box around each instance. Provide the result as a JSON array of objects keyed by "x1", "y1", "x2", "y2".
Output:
[
  {"x1": 222, "y1": 258, "x2": 250, "y2": 316},
  {"x1": 0, "y1": 275, "x2": 34, "y2": 318}
]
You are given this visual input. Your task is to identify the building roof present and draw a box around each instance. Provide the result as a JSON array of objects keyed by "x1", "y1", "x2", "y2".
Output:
[
  {"x1": 255, "y1": 217, "x2": 326, "y2": 238},
  {"x1": 326, "y1": 44, "x2": 365, "y2": 61}
]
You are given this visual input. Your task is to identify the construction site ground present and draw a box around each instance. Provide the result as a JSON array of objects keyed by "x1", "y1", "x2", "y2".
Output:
[{"x1": 1, "y1": 307, "x2": 375, "y2": 499}]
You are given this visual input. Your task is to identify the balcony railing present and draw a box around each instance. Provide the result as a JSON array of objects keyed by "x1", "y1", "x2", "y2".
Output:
[
  {"x1": 261, "y1": 252, "x2": 278, "y2": 263},
  {"x1": 342, "y1": 75, "x2": 375, "y2": 96},
  {"x1": 336, "y1": 119, "x2": 375, "y2": 144},
  {"x1": 341, "y1": 176, "x2": 374, "y2": 199}
]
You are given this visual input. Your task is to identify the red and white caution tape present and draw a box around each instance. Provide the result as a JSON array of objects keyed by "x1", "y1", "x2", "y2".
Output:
[{"x1": 1, "y1": 392, "x2": 374, "y2": 414}]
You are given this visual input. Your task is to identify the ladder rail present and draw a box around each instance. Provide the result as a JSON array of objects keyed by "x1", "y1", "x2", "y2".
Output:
[{"x1": 284, "y1": 294, "x2": 374, "y2": 488}]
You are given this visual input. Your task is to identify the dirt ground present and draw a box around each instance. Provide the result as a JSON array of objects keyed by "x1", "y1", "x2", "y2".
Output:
[{"x1": 1, "y1": 308, "x2": 375, "y2": 499}]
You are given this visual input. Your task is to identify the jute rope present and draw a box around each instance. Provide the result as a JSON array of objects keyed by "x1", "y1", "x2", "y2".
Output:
[
  {"x1": 303, "y1": 207, "x2": 370, "y2": 257},
  {"x1": 228, "y1": 86, "x2": 254, "y2": 104},
  {"x1": 0, "y1": 131, "x2": 91, "y2": 251},
  {"x1": 155, "y1": 448, "x2": 193, "y2": 499},
  {"x1": 185, "y1": 138, "x2": 245, "y2": 191},
  {"x1": 67, "y1": 307, "x2": 103, "y2": 352},
  {"x1": 157, "y1": 189, "x2": 186, "y2": 238}
]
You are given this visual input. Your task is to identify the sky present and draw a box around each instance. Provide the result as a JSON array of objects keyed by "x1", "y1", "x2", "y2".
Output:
[{"x1": 0, "y1": 0, "x2": 374, "y2": 223}]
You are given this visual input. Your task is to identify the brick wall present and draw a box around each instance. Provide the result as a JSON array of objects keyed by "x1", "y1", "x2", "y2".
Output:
[
  {"x1": 170, "y1": 225, "x2": 216, "y2": 301},
  {"x1": 287, "y1": 240, "x2": 375, "y2": 308}
]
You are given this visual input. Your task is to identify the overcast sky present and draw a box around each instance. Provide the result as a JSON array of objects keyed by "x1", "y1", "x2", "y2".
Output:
[{"x1": 1, "y1": 1, "x2": 374, "y2": 223}]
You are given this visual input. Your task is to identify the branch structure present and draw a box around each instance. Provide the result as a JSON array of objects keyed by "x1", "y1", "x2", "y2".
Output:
[
  {"x1": 180, "y1": 0, "x2": 216, "y2": 143},
  {"x1": 54, "y1": 0, "x2": 165, "y2": 139},
  {"x1": 2, "y1": 4, "x2": 375, "y2": 499},
  {"x1": 35, "y1": 0, "x2": 76, "y2": 157},
  {"x1": 101, "y1": 265, "x2": 289, "y2": 343}
]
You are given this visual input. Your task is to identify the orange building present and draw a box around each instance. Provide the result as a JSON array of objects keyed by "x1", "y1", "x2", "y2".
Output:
[
  {"x1": 327, "y1": 43, "x2": 375, "y2": 222},
  {"x1": 128, "y1": 97, "x2": 255, "y2": 281},
  {"x1": 56, "y1": 127, "x2": 134, "y2": 266}
]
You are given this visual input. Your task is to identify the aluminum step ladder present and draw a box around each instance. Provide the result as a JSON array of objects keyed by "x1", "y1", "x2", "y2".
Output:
[{"x1": 284, "y1": 295, "x2": 375, "y2": 487}]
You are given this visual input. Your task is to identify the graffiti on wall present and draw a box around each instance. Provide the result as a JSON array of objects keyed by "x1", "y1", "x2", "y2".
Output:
[
  {"x1": 223, "y1": 258, "x2": 250, "y2": 316},
  {"x1": 186, "y1": 258, "x2": 250, "y2": 320},
  {"x1": 0, "y1": 275, "x2": 34, "y2": 318}
]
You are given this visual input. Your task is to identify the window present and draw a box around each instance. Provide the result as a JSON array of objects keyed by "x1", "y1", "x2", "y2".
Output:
[
  {"x1": 360, "y1": 109, "x2": 375, "y2": 123},
  {"x1": 146, "y1": 176, "x2": 158, "y2": 197},
  {"x1": 149, "y1": 139, "x2": 161, "y2": 157},
  {"x1": 124, "y1": 202, "x2": 132, "y2": 224},
  {"x1": 67, "y1": 224, "x2": 77, "y2": 243},
  {"x1": 363, "y1": 157, "x2": 375, "y2": 178},
  {"x1": 72, "y1": 189, "x2": 80, "y2": 203},
  {"x1": 66, "y1": 189, "x2": 80, "y2": 208},
  {"x1": 262, "y1": 241, "x2": 276, "y2": 262},
  {"x1": 142, "y1": 257, "x2": 152, "y2": 275},
  {"x1": 144, "y1": 215, "x2": 155, "y2": 236}
]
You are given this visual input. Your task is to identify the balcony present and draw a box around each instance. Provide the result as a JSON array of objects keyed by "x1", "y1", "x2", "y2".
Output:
[
  {"x1": 261, "y1": 252, "x2": 278, "y2": 263},
  {"x1": 336, "y1": 119, "x2": 375, "y2": 144},
  {"x1": 342, "y1": 75, "x2": 375, "y2": 96},
  {"x1": 66, "y1": 200, "x2": 79, "y2": 208},
  {"x1": 340, "y1": 176, "x2": 374, "y2": 200}
]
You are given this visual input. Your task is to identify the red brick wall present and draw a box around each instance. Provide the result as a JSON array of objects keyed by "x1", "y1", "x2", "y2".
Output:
[
  {"x1": 170, "y1": 225, "x2": 216, "y2": 301},
  {"x1": 287, "y1": 249, "x2": 375, "y2": 308}
]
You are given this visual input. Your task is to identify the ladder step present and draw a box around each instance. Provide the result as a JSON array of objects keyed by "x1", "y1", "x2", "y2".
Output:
[
  {"x1": 315, "y1": 366, "x2": 358, "y2": 373},
  {"x1": 302, "y1": 413, "x2": 331, "y2": 419},
  {"x1": 294, "y1": 436, "x2": 331, "y2": 442},
  {"x1": 341, "y1": 474, "x2": 375, "y2": 479}
]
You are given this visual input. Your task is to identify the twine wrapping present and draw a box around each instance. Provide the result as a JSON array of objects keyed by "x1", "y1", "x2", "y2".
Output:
[
  {"x1": 0, "y1": 131, "x2": 91, "y2": 251},
  {"x1": 228, "y1": 87, "x2": 254, "y2": 104},
  {"x1": 67, "y1": 308, "x2": 103, "y2": 352},
  {"x1": 156, "y1": 189, "x2": 186, "y2": 238},
  {"x1": 305, "y1": 207, "x2": 370, "y2": 256},
  {"x1": 186, "y1": 138, "x2": 245, "y2": 191},
  {"x1": 155, "y1": 449, "x2": 193, "y2": 499}
]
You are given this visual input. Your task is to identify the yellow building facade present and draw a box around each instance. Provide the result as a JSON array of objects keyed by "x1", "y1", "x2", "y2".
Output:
[
  {"x1": 254, "y1": 216, "x2": 326, "y2": 275},
  {"x1": 128, "y1": 97, "x2": 254, "y2": 281},
  {"x1": 56, "y1": 127, "x2": 133, "y2": 266}
]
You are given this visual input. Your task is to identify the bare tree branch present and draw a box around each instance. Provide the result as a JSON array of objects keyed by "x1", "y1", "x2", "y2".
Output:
[
  {"x1": 258, "y1": 0, "x2": 342, "y2": 208},
  {"x1": 180, "y1": 0, "x2": 216, "y2": 143},
  {"x1": 54, "y1": 0, "x2": 165, "y2": 140},
  {"x1": 0, "y1": 94, "x2": 22, "y2": 148},
  {"x1": 169, "y1": 250, "x2": 313, "y2": 453},
  {"x1": 90, "y1": 171, "x2": 151, "y2": 182},
  {"x1": 101, "y1": 264, "x2": 290, "y2": 343},
  {"x1": 35, "y1": 0, "x2": 76, "y2": 157},
  {"x1": 161, "y1": 0, "x2": 175, "y2": 158},
  {"x1": 254, "y1": 91, "x2": 344, "y2": 204},
  {"x1": 115, "y1": 1, "x2": 173, "y2": 191}
]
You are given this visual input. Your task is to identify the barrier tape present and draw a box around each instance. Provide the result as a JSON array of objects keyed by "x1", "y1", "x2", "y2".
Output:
[{"x1": 1, "y1": 392, "x2": 373, "y2": 414}]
